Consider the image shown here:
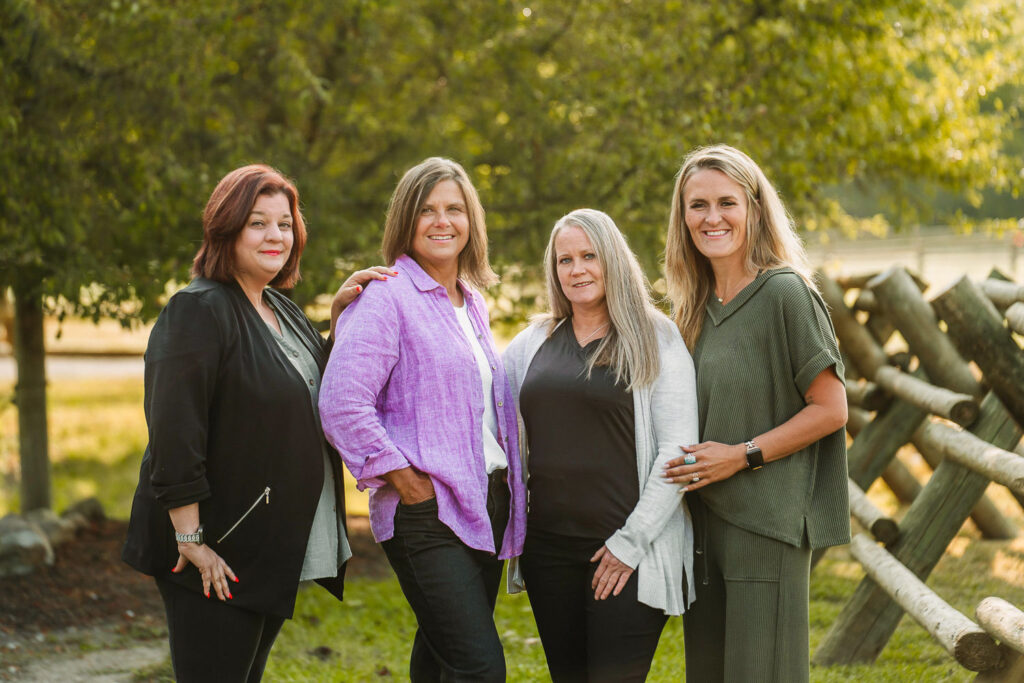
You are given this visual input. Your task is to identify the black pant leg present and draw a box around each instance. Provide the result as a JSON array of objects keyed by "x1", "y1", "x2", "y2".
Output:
[
  {"x1": 381, "y1": 496, "x2": 506, "y2": 683},
  {"x1": 247, "y1": 613, "x2": 286, "y2": 683},
  {"x1": 584, "y1": 565, "x2": 668, "y2": 683},
  {"x1": 156, "y1": 578, "x2": 283, "y2": 683},
  {"x1": 520, "y1": 535, "x2": 590, "y2": 683}
]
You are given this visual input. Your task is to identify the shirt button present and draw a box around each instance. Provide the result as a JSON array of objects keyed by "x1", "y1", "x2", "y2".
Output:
[
  {"x1": 497, "y1": 401, "x2": 503, "y2": 407},
  {"x1": 308, "y1": 379, "x2": 315, "y2": 386},
  {"x1": 491, "y1": 364, "x2": 496, "y2": 370}
]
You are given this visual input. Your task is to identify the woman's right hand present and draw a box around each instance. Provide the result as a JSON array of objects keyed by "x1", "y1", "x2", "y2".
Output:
[
  {"x1": 384, "y1": 466, "x2": 436, "y2": 505},
  {"x1": 173, "y1": 543, "x2": 238, "y2": 601}
]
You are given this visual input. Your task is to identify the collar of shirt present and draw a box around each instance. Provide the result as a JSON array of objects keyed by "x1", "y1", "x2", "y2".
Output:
[{"x1": 395, "y1": 253, "x2": 476, "y2": 303}]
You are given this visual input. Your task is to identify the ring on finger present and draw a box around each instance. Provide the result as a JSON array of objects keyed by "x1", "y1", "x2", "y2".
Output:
[
  {"x1": 691, "y1": 474, "x2": 700, "y2": 483},
  {"x1": 683, "y1": 454, "x2": 697, "y2": 465}
]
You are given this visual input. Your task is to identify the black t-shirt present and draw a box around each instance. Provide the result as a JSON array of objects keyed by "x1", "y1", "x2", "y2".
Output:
[{"x1": 519, "y1": 322, "x2": 638, "y2": 540}]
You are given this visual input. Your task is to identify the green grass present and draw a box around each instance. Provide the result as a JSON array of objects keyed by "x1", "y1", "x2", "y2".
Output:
[
  {"x1": 0, "y1": 378, "x2": 368, "y2": 518},
  {"x1": 258, "y1": 544, "x2": 1004, "y2": 682},
  {"x1": 4, "y1": 378, "x2": 1023, "y2": 681}
]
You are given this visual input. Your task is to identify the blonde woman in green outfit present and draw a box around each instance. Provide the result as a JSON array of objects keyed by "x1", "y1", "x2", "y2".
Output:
[{"x1": 662, "y1": 144, "x2": 849, "y2": 683}]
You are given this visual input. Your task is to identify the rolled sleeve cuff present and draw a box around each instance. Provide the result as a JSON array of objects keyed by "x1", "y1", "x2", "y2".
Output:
[
  {"x1": 795, "y1": 348, "x2": 843, "y2": 396},
  {"x1": 605, "y1": 530, "x2": 644, "y2": 570},
  {"x1": 153, "y1": 477, "x2": 212, "y2": 510},
  {"x1": 354, "y1": 448, "x2": 412, "y2": 490}
]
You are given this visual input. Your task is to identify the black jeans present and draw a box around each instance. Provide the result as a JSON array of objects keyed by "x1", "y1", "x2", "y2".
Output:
[
  {"x1": 520, "y1": 531, "x2": 668, "y2": 683},
  {"x1": 155, "y1": 578, "x2": 285, "y2": 683},
  {"x1": 381, "y1": 473, "x2": 511, "y2": 682}
]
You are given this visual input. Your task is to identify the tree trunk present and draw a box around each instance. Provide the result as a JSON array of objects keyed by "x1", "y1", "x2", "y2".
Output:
[{"x1": 12, "y1": 279, "x2": 51, "y2": 512}]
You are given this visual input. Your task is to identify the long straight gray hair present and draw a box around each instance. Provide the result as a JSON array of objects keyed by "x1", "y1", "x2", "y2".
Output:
[{"x1": 539, "y1": 208, "x2": 662, "y2": 390}]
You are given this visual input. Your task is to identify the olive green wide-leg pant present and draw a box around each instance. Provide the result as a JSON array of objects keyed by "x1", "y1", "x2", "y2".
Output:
[{"x1": 682, "y1": 497, "x2": 812, "y2": 683}]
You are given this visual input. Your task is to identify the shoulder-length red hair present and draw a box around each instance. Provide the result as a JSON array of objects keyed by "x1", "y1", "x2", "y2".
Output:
[{"x1": 191, "y1": 164, "x2": 307, "y2": 288}]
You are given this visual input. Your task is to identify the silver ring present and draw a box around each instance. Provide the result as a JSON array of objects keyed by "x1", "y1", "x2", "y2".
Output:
[
  {"x1": 683, "y1": 454, "x2": 697, "y2": 465},
  {"x1": 691, "y1": 474, "x2": 700, "y2": 483}
]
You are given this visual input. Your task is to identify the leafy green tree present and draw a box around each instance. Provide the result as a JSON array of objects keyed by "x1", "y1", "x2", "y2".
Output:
[
  {"x1": 2, "y1": 0, "x2": 1020, "y2": 511},
  {"x1": 1, "y1": 0, "x2": 206, "y2": 510}
]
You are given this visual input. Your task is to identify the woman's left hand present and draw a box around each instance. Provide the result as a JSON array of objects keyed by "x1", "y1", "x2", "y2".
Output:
[
  {"x1": 590, "y1": 545, "x2": 633, "y2": 600},
  {"x1": 663, "y1": 441, "x2": 747, "y2": 492}
]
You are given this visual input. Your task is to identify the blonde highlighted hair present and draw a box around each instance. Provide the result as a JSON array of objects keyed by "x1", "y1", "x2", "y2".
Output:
[
  {"x1": 381, "y1": 157, "x2": 498, "y2": 289},
  {"x1": 539, "y1": 208, "x2": 663, "y2": 390},
  {"x1": 664, "y1": 144, "x2": 813, "y2": 349}
]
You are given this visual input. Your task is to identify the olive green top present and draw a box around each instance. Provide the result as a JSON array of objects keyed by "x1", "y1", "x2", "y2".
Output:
[{"x1": 693, "y1": 267, "x2": 850, "y2": 549}]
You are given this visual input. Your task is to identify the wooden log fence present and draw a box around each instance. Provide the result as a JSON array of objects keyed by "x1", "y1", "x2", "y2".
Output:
[
  {"x1": 845, "y1": 380, "x2": 889, "y2": 412},
  {"x1": 933, "y1": 277, "x2": 1024, "y2": 430},
  {"x1": 811, "y1": 266, "x2": 1024, "y2": 677},
  {"x1": 975, "y1": 598, "x2": 1024, "y2": 682},
  {"x1": 911, "y1": 424, "x2": 1020, "y2": 540},
  {"x1": 915, "y1": 423, "x2": 1024, "y2": 496},
  {"x1": 848, "y1": 485, "x2": 900, "y2": 545},
  {"x1": 847, "y1": 534, "x2": 1000, "y2": 671},
  {"x1": 1007, "y1": 302, "x2": 1024, "y2": 336},
  {"x1": 847, "y1": 407, "x2": 922, "y2": 505},
  {"x1": 980, "y1": 278, "x2": 1024, "y2": 310},
  {"x1": 873, "y1": 365, "x2": 979, "y2": 428},
  {"x1": 869, "y1": 266, "x2": 981, "y2": 397}
]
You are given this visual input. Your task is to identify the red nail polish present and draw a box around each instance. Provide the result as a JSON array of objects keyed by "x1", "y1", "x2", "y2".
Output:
[
  {"x1": 356, "y1": 285, "x2": 362, "y2": 292},
  {"x1": 233, "y1": 577, "x2": 239, "y2": 583},
  {"x1": 171, "y1": 567, "x2": 178, "y2": 573},
  {"x1": 205, "y1": 591, "x2": 210, "y2": 598},
  {"x1": 228, "y1": 592, "x2": 233, "y2": 600}
]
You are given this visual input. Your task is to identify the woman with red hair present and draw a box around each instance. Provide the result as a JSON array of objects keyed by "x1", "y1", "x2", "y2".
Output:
[{"x1": 123, "y1": 165, "x2": 388, "y2": 681}]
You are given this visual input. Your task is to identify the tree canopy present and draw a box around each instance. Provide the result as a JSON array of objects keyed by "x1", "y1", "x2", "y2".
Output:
[
  {"x1": 3, "y1": 0, "x2": 1020, "y2": 511},
  {"x1": 3, "y1": 0, "x2": 1021, "y2": 317}
]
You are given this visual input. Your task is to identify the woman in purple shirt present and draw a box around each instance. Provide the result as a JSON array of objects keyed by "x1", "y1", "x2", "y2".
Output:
[{"x1": 319, "y1": 157, "x2": 526, "y2": 682}]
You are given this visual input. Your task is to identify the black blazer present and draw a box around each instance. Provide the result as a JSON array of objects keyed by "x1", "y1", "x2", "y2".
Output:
[{"x1": 123, "y1": 278, "x2": 346, "y2": 619}]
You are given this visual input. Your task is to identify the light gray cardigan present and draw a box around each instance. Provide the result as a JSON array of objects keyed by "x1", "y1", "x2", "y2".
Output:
[{"x1": 503, "y1": 315, "x2": 699, "y2": 615}]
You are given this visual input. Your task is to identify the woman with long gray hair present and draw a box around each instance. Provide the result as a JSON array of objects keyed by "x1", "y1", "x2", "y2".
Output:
[{"x1": 503, "y1": 208, "x2": 699, "y2": 682}]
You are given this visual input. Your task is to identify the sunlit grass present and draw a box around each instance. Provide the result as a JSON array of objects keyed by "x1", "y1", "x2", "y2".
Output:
[
  {"x1": 259, "y1": 546, "x2": 997, "y2": 682},
  {"x1": 1, "y1": 378, "x2": 147, "y2": 518},
  {"x1": 0, "y1": 378, "x2": 371, "y2": 519},
  {"x1": 4, "y1": 378, "x2": 1023, "y2": 681}
]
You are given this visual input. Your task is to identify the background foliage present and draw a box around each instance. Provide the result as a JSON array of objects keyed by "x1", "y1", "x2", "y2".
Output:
[{"x1": 3, "y1": 0, "x2": 1021, "y2": 319}]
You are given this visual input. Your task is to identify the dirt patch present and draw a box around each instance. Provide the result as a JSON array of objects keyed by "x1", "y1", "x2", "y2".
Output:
[{"x1": 0, "y1": 516, "x2": 390, "y2": 680}]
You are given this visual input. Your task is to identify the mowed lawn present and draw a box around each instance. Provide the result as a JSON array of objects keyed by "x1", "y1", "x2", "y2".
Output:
[{"x1": 3, "y1": 377, "x2": 1023, "y2": 681}]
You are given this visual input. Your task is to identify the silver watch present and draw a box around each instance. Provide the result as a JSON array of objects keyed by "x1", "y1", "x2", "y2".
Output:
[{"x1": 175, "y1": 524, "x2": 205, "y2": 544}]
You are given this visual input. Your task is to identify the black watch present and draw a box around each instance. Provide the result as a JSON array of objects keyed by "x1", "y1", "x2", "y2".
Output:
[
  {"x1": 745, "y1": 441, "x2": 764, "y2": 470},
  {"x1": 175, "y1": 524, "x2": 205, "y2": 545}
]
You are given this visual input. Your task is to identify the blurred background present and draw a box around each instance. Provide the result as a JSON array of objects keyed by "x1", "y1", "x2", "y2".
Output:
[{"x1": 2, "y1": 3, "x2": 1023, "y2": 679}]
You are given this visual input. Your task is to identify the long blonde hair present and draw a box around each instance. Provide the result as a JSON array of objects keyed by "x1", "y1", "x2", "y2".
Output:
[
  {"x1": 381, "y1": 157, "x2": 498, "y2": 289},
  {"x1": 665, "y1": 144, "x2": 813, "y2": 349},
  {"x1": 538, "y1": 209, "x2": 662, "y2": 390}
]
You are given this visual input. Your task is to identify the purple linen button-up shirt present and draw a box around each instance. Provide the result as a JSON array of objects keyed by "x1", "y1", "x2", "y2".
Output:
[{"x1": 319, "y1": 254, "x2": 526, "y2": 558}]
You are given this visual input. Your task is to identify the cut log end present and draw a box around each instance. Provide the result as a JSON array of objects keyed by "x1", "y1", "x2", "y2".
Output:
[
  {"x1": 950, "y1": 400, "x2": 981, "y2": 428},
  {"x1": 869, "y1": 519, "x2": 900, "y2": 545},
  {"x1": 953, "y1": 630, "x2": 1004, "y2": 672}
]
